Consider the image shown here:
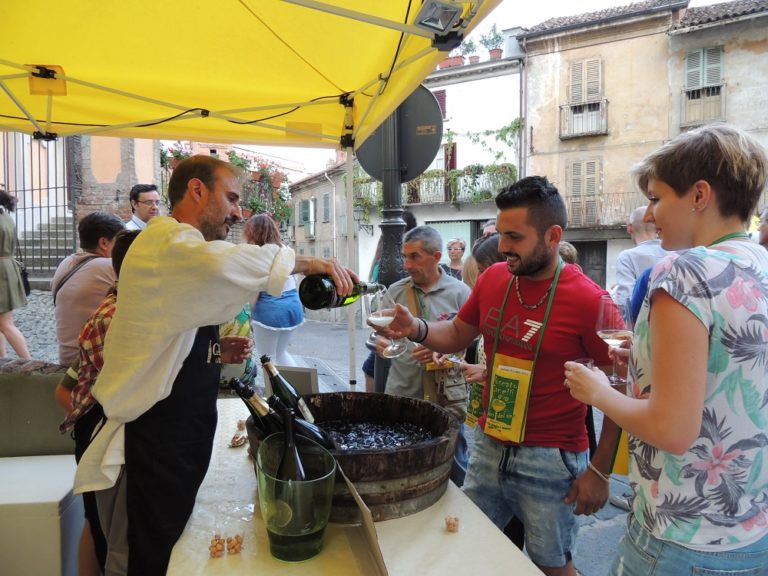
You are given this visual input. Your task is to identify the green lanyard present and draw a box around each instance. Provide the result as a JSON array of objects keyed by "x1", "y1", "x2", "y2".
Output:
[
  {"x1": 708, "y1": 232, "x2": 749, "y2": 246},
  {"x1": 489, "y1": 259, "x2": 563, "y2": 384}
]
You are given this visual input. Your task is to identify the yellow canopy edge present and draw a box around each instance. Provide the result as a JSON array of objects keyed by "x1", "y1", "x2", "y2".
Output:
[{"x1": 0, "y1": 0, "x2": 500, "y2": 149}]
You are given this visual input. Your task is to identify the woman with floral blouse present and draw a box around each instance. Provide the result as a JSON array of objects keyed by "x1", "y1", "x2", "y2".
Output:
[{"x1": 565, "y1": 124, "x2": 768, "y2": 574}]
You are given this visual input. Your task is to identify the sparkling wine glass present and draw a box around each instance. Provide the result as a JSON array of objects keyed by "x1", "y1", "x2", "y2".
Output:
[
  {"x1": 364, "y1": 288, "x2": 407, "y2": 359},
  {"x1": 595, "y1": 295, "x2": 632, "y2": 386}
]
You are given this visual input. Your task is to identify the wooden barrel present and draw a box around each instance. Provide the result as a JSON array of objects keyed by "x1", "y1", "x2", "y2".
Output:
[
  {"x1": 307, "y1": 392, "x2": 458, "y2": 523},
  {"x1": 245, "y1": 392, "x2": 459, "y2": 522}
]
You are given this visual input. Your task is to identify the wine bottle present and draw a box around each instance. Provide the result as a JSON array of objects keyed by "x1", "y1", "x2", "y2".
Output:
[
  {"x1": 261, "y1": 355, "x2": 316, "y2": 423},
  {"x1": 228, "y1": 375, "x2": 282, "y2": 435},
  {"x1": 299, "y1": 275, "x2": 381, "y2": 310},
  {"x1": 267, "y1": 395, "x2": 335, "y2": 450},
  {"x1": 277, "y1": 407, "x2": 306, "y2": 482}
]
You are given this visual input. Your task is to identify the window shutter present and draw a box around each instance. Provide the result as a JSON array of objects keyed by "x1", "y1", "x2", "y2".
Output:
[
  {"x1": 586, "y1": 59, "x2": 601, "y2": 102},
  {"x1": 569, "y1": 61, "x2": 584, "y2": 104},
  {"x1": 300, "y1": 199, "x2": 309, "y2": 224},
  {"x1": 685, "y1": 50, "x2": 702, "y2": 89},
  {"x1": 433, "y1": 89, "x2": 447, "y2": 119},
  {"x1": 704, "y1": 47, "x2": 723, "y2": 86},
  {"x1": 322, "y1": 193, "x2": 330, "y2": 222},
  {"x1": 569, "y1": 161, "x2": 583, "y2": 196},
  {"x1": 585, "y1": 160, "x2": 598, "y2": 196},
  {"x1": 309, "y1": 197, "x2": 316, "y2": 222}
]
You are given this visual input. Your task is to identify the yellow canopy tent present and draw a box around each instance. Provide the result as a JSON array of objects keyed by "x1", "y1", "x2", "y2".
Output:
[{"x1": 0, "y1": 0, "x2": 499, "y2": 149}]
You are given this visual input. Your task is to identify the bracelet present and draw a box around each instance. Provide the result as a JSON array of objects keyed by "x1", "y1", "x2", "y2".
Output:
[
  {"x1": 409, "y1": 318, "x2": 429, "y2": 344},
  {"x1": 587, "y1": 462, "x2": 610, "y2": 484}
]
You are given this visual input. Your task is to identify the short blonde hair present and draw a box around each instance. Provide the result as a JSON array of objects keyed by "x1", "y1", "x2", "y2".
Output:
[{"x1": 632, "y1": 124, "x2": 768, "y2": 222}]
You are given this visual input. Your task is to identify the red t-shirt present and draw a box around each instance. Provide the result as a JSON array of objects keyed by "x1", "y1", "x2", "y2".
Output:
[{"x1": 458, "y1": 262, "x2": 611, "y2": 452}]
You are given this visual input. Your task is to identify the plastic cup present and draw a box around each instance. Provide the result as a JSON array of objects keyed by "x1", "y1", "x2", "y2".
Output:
[
  {"x1": 256, "y1": 433, "x2": 336, "y2": 562},
  {"x1": 573, "y1": 358, "x2": 595, "y2": 369}
]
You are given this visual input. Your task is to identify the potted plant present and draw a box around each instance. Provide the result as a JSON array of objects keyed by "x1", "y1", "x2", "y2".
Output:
[
  {"x1": 439, "y1": 48, "x2": 464, "y2": 69},
  {"x1": 480, "y1": 24, "x2": 504, "y2": 60},
  {"x1": 460, "y1": 39, "x2": 479, "y2": 65}
]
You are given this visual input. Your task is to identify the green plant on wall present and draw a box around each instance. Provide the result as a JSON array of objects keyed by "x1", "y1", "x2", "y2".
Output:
[
  {"x1": 466, "y1": 118, "x2": 523, "y2": 163},
  {"x1": 227, "y1": 150, "x2": 251, "y2": 170}
]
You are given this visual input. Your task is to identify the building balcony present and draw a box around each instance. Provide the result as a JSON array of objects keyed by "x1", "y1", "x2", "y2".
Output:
[
  {"x1": 564, "y1": 189, "x2": 646, "y2": 229},
  {"x1": 559, "y1": 99, "x2": 609, "y2": 139}
]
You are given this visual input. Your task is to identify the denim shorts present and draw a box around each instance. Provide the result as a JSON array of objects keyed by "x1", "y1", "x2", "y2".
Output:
[
  {"x1": 462, "y1": 427, "x2": 588, "y2": 568},
  {"x1": 611, "y1": 515, "x2": 768, "y2": 575}
]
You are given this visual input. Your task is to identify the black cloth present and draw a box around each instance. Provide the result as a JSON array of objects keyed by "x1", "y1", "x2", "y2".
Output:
[
  {"x1": 74, "y1": 403, "x2": 107, "y2": 570},
  {"x1": 124, "y1": 325, "x2": 222, "y2": 576}
]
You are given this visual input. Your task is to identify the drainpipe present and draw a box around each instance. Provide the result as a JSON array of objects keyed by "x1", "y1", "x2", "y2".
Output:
[
  {"x1": 519, "y1": 39, "x2": 528, "y2": 177},
  {"x1": 323, "y1": 171, "x2": 337, "y2": 258}
]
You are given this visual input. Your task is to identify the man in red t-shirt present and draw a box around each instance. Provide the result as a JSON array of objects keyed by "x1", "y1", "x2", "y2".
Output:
[{"x1": 378, "y1": 176, "x2": 621, "y2": 576}]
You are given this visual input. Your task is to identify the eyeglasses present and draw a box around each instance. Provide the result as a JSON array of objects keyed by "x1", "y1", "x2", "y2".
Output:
[
  {"x1": 136, "y1": 200, "x2": 161, "y2": 207},
  {"x1": 447, "y1": 246, "x2": 464, "y2": 251}
]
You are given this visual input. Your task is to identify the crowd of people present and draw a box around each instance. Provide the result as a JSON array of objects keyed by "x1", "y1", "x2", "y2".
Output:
[{"x1": 1, "y1": 123, "x2": 767, "y2": 576}]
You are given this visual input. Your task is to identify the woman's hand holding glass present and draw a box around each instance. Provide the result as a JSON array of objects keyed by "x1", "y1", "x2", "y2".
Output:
[{"x1": 563, "y1": 360, "x2": 613, "y2": 406}]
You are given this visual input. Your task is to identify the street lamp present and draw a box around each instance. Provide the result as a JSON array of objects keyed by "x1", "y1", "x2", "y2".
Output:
[{"x1": 352, "y1": 203, "x2": 373, "y2": 235}]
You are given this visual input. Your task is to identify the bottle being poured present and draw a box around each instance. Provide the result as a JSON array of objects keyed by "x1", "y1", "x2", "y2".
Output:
[{"x1": 299, "y1": 275, "x2": 381, "y2": 310}]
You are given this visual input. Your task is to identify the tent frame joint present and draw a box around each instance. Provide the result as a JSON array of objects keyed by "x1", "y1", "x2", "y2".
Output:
[
  {"x1": 31, "y1": 65, "x2": 57, "y2": 79},
  {"x1": 33, "y1": 131, "x2": 58, "y2": 141}
]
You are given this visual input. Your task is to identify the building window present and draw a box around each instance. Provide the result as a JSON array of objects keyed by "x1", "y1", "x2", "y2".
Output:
[
  {"x1": 560, "y1": 59, "x2": 608, "y2": 139},
  {"x1": 681, "y1": 47, "x2": 724, "y2": 127},
  {"x1": 432, "y1": 89, "x2": 447, "y2": 119},
  {"x1": 300, "y1": 198, "x2": 316, "y2": 239},
  {"x1": 322, "y1": 246, "x2": 331, "y2": 258},
  {"x1": 322, "y1": 193, "x2": 330, "y2": 222},
  {"x1": 566, "y1": 159, "x2": 600, "y2": 227}
]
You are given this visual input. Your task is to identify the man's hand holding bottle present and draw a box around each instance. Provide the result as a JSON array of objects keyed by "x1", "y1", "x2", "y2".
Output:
[{"x1": 295, "y1": 255, "x2": 359, "y2": 296}]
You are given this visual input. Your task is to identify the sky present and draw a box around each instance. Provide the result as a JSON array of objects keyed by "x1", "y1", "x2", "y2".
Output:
[{"x1": 243, "y1": 0, "x2": 725, "y2": 178}]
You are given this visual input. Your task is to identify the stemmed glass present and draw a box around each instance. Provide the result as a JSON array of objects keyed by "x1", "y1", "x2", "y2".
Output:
[
  {"x1": 364, "y1": 288, "x2": 407, "y2": 359},
  {"x1": 595, "y1": 295, "x2": 633, "y2": 386}
]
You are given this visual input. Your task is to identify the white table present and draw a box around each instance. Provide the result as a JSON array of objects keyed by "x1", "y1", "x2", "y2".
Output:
[
  {"x1": 168, "y1": 399, "x2": 542, "y2": 575},
  {"x1": 0, "y1": 455, "x2": 83, "y2": 576}
]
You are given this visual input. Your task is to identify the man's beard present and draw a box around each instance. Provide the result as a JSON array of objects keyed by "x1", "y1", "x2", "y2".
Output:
[
  {"x1": 505, "y1": 241, "x2": 551, "y2": 277},
  {"x1": 199, "y1": 214, "x2": 232, "y2": 241}
]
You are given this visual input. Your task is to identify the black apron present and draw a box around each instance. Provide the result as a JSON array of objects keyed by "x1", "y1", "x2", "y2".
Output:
[{"x1": 124, "y1": 325, "x2": 221, "y2": 575}]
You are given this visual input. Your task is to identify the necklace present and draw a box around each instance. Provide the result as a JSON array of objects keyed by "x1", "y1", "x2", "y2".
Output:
[
  {"x1": 708, "y1": 232, "x2": 749, "y2": 246},
  {"x1": 514, "y1": 275, "x2": 554, "y2": 310}
]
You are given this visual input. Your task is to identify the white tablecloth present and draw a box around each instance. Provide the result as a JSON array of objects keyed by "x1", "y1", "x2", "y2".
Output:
[{"x1": 168, "y1": 399, "x2": 542, "y2": 575}]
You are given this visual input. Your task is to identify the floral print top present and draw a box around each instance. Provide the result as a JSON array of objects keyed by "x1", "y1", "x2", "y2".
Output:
[{"x1": 629, "y1": 239, "x2": 768, "y2": 551}]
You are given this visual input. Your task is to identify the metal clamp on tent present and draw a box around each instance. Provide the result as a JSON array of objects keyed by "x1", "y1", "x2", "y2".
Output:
[
  {"x1": 340, "y1": 93, "x2": 355, "y2": 149},
  {"x1": 30, "y1": 65, "x2": 57, "y2": 79},
  {"x1": 32, "y1": 131, "x2": 57, "y2": 141}
]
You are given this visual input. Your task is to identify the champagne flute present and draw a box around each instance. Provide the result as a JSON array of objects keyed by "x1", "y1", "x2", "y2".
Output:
[
  {"x1": 364, "y1": 288, "x2": 407, "y2": 359},
  {"x1": 595, "y1": 295, "x2": 632, "y2": 386}
]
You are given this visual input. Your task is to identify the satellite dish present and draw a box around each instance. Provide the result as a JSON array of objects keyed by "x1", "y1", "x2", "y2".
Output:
[{"x1": 356, "y1": 85, "x2": 443, "y2": 183}]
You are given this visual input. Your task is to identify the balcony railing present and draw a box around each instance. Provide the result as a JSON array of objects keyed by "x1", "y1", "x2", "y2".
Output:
[
  {"x1": 402, "y1": 167, "x2": 517, "y2": 205},
  {"x1": 564, "y1": 190, "x2": 646, "y2": 229},
  {"x1": 559, "y1": 99, "x2": 609, "y2": 139},
  {"x1": 680, "y1": 84, "x2": 725, "y2": 127}
]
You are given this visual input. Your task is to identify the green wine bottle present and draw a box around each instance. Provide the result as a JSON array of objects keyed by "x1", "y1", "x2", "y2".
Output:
[
  {"x1": 299, "y1": 275, "x2": 381, "y2": 310},
  {"x1": 276, "y1": 407, "x2": 306, "y2": 482},
  {"x1": 261, "y1": 355, "x2": 316, "y2": 423}
]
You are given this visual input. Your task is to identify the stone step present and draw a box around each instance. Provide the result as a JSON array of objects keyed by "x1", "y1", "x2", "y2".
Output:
[{"x1": 19, "y1": 255, "x2": 70, "y2": 269}]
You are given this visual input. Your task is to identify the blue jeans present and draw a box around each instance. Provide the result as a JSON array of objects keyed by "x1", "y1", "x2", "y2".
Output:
[
  {"x1": 612, "y1": 515, "x2": 768, "y2": 575},
  {"x1": 450, "y1": 423, "x2": 469, "y2": 487},
  {"x1": 462, "y1": 427, "x2": 587, "y2": 568}
]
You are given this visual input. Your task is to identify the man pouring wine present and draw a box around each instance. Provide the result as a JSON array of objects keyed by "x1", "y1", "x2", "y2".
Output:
[{"x1": 74, "y1": 155, "x2": 357, "y2": 576}]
